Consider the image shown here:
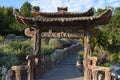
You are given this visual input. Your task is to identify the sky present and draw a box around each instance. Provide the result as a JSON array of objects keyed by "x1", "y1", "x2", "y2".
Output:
[{"x1": 0, "y1": 0, "x2": 120, "y2": 12}]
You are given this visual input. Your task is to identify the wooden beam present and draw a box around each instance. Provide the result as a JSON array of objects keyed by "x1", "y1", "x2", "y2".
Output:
[
  {"x1": 24, "y1": 27, "x2": 100, "y2": 38},
  {"x1": 11, "y1": 65, "x2": 28, "y2": 70},
  {"x1": 41, "y1": 32, "x2": 84, "y2": 38},
  {"x1": 89, "y1": 65, "x2": 113, "y2": 72}
]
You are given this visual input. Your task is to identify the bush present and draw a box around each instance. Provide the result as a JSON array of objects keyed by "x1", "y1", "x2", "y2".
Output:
[
  {"x1": 61, "y1": 38, "x2": 72, "y2": 47},
  {"x1": 79, "y1": 38, "x2": 84, "y2": 46},
  {"x1": 109, "y1": 53, "x2": 118, "y2": 64},
  {"x1": 41, "y1": 45, "x2": 55, "y2": 55},
  {"x1": 0, "y1": 35, "x2": 4, "y2": 43},
  {"x1": 41, "y1": 38, "x2": 50, "y2": 45},
  {"x1": 49, "y1": 39, "x2": 64, "y2": 49},
  {"x1": 0, "y1": 54, "x2": 19, "y2": 68},
  {"x1": 1, "y1": 40, "x2": 33, "y2": 63},
  {"x1": 78, "y1": 51, "x2": 84, "y2": 57},
  {"x1": 5, "y1": 34, "x2": 16, "y2": 40}
]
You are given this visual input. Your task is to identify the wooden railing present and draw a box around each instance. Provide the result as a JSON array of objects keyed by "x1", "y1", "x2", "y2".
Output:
[
  {"x1": 11, "y1": 55, "x2": 45, "y2": 80},
  {"x1": 87, "y1": 56, "x2": 113, "y2": 80},
  {"x1": 11, "y1": 55, "x2": 113, "y2": 80},
  {"x1": 11, "y1": 65, "x2": 28, "y2": 80}
]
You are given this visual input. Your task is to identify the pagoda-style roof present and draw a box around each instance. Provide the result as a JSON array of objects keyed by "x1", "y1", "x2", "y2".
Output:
[
  {"x1": 31, "y1": 7, "x2": 94, "y2": 17},
  {"x1": 13, "y1": 7, "x2": 112, "y2": 30}
]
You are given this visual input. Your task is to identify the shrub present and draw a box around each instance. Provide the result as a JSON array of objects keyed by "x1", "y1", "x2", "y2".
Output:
[
  {"x1": 49, "y1": 39, "x2": 64, "y2": 49},
  {"x1": 61, "y1": 38, "x2": 72, "y2": 47},
  {"x1": 5, "y1": 34, "x2": 16, "y2": 40},
  {"x1": 0, "y1": 39, "x2": 56, "y2": 67},
  {"x1": 79, "y1": 38, "x2": 84, "y2": 46},
  {"x1": 0, "y1": 54, "x2": 19, "y2": 68},
  {"x1": 109, "y1": 53, "x2": 118, "y2": 64},
  {"x1": 41, "y1": 38, "x2": 50, "y2": 45},
  {"x1": 0, "y1": 35, "x2": 4, "y2": 43},
  {"x1": 41, "y1": 45, "x2": 55, "y2": 55},
  {"x1": 78, "y1": 51, "x2": 84, "y2": 57},
  {"x1": 1, "y1": 40, "x2": 33, "y2": 63}
]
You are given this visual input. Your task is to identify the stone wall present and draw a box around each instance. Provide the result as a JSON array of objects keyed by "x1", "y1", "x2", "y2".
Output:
[{"x1": 44, "y1": 42, "x2": 81, "y2": 72}]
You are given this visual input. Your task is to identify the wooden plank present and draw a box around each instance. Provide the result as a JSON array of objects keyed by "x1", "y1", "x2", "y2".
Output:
[
  {"x1": 89, "y1": 65, "x2": 113, "y2": 71},
  {"x1": 11, "y1": 65, "x2": 28, "y2": 70}
]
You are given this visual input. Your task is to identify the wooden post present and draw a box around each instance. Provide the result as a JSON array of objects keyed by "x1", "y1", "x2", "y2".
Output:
[
  {"x1": 24, "y1": 27, "x2": 43, "y2": 80},
  {"x1": 92, "y1": 70, "x2": 98, "y2": 80},
  {"x1": 15, "y1": 70, "x2": 21, "y2": 80},
  {"x1": 84, "y1": 33, "x2": 91, "y2": 80},
  {"x1": 27, "y1": 55, "x2": 34, "y2": 80},
  {"x1": 33, "y1": 29, "x2": 42, "y2": 80},
  {"x1": 105, "y1": 71, "x2": 111, "y2": 80},
  {"x1": 33, "y1": 29, "x2": 41, "y2": 56}
]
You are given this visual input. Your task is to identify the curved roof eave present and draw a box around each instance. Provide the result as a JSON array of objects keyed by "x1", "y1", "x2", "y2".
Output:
[
  {"x1": 13, "y1": 8, "x2": 112, "y2": 30},
  {"x1": 31, "y1": 7, "x2": 94, "y2": 17}
]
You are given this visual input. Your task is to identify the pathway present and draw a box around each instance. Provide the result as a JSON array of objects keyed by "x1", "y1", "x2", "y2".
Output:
[{"x1": 39, "y1": 52, "x2": 84, "y2": 80}]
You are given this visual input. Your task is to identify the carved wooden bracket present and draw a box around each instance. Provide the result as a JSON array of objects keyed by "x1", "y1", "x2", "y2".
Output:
[{"x1": 24, "y1": 27, "x2": 36, "y2": 38}]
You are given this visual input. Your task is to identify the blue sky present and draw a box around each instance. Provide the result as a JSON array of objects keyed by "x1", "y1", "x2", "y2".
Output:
[{"x1": 0, "y1": 0, "x2": 120, "y2": 12}]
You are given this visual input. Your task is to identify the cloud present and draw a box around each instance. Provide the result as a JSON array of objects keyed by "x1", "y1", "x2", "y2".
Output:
[
  {"x1": 107, "y1": 0, "x2": 118, "y2": 3},
  {"x1": 30, "y1": 0, "x2": 120, "y2": 12},
  {"x1": 112, "y1": 2, "x2": 120, "y2": 7},
  {"x1": 106, "y1": 0, "x2": 120, "y2": 7}
]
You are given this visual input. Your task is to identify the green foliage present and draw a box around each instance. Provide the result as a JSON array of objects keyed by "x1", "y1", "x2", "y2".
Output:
[
  {"x1": 79, "y1": 38, "x2": 84, "y2": 46},
  {"x1": 101, "y1": 62, "x2": 111, "y2": 67},
  {"x1": 0, "y1": 53, "x2": 19, "y2": 68},
  {"x1": 0, "y1": 35, "x2": 4, "y2": 43},
  {"x1": 49, "y1": 38, "x2": 72, "y2": 49},
  {"x1": 32, "y1": 6, "x2": 40, "y2": 11},
  {"x1": 78, "y1": 51, "x2": 84, "y2": 57},
  {"x1": 0, "y1": 6, "x2": 15, "y2": 35},
  {"x1": 90, "y1": 8, "x2": 120, "y2": 67},
  {"x1": 0, "y1": 40, "x2": 56, "y2": 67},
  {"x1": 1, "y1": 40, "x2": 33, "y2": 63},
  {"x1": 10, "y1": 20, "x2": 25, "y2": 33},
  {"x1": 49, "y1": 39, "x2": 64, "y2": 49},
  {"x1": 0, "y1": 2, "x2": 40, "y2": 35},
  {"x1": 41, "y1": 45, "x2": 55, "y2": 55},
  {"x1": 61, "y1": 38, "x2": 72, "y2": 47},
  {"x1": 20, "y1": 1, "x2": 32, "y2": 16},
  {"x1": 97, "y1": 32, "x2": 109, "y2": 49},
  {"x1": 109, "y1": 54, "x2": 118, "y2": 63},
  {"x1": 41, "y1": 38, "x2": 50, "y2": 45}
]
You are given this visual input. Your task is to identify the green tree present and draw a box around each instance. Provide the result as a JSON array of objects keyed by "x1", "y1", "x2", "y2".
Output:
[
  {"x1": 0, "y1": 6, "x2": 15, "y2": 35},
  {"x1": 32, "y1": 6, "x2": 40, "y2": 12},
  {"x1": 20, "y1": 1, "x2": 32, "y2": 16}
]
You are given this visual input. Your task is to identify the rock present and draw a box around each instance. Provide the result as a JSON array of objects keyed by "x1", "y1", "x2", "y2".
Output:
[
  {"x1": 1, "y1": 66, "x2": 7, "y2": 80},
  {"x1": 98, "y1": 73, "x2": 104, "y2": 80},
  {"x1": 5, "y1": 69, "x2": 15, "y2": 80}
]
